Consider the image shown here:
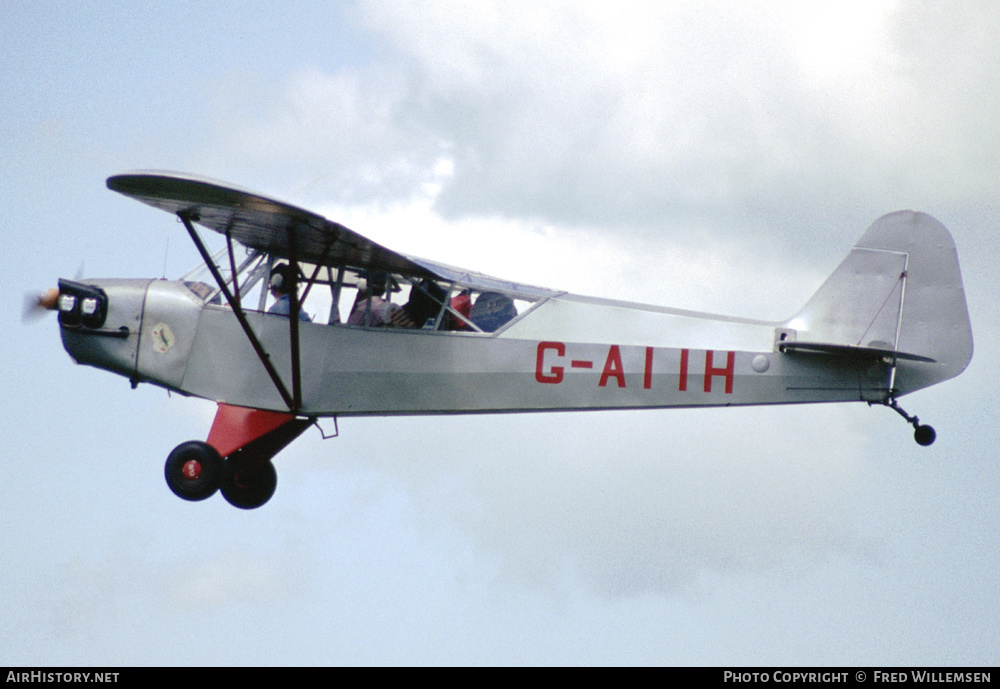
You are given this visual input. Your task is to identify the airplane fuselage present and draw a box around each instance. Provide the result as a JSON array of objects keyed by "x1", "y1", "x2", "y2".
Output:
[{"x1": 62, "y1": 277, "x2": 896, "y2": 417}]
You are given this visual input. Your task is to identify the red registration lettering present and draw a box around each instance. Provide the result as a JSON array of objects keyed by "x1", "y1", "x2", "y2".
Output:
[
  {"x1": 643, "y1": 347, "x2": 654, "y2": 390},
  {"x1": 599, "y1": 345, "x2": 626, "y2": 388},
  {"x1": 535, "y1": 341, "x2": 565, "y2": 384},
  {"x1": 679, "y1": 349, "x2": 690, "y2": 391},
  {"x1": 704, "y1": 350, "x2": 735, "y2": 394}
]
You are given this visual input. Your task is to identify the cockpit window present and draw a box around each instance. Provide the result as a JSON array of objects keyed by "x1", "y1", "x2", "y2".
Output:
[
  {"x1": 182, "y1": 281, "x2": 219, "y2": 303},
  {"x1": 180, "y1": 249, "x2": 542, "y2": 332},
  {"x1": 340, "y1": 270, "x2": 535, "y2": 334},
  {"x1": 180, "y1": 247, "x2": 267, "y2": 306}
]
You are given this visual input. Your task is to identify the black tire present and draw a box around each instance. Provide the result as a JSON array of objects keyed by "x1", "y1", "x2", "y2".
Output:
[
  {"x1": 914, "y1": 424, "x2": 936, "y2": 447},
  {"x1": 165, "y1": 441, "x2": 223, "y2": 501},
  {"x1": 220, "y1": 458, "x2": 277, "y2": 509}
]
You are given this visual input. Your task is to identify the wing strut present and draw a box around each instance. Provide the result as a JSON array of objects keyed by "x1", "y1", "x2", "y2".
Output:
[
  {"x1": 286, "y1": 224, "x2": 302, "y2": 412},
  {"x1": 223, "y1": 218, "x2": 243, "y2": 306},
  {"x1": 179, "y1": 212, "x2": 297, "y2": 412},
  {"x1": 282, "y1": 228, "x2": 338, "y2": 410}
]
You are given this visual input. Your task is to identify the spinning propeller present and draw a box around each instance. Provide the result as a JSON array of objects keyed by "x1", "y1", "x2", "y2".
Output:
[
  {"x1": 22, "y1": 287, "x2": 59, "y2": 323},
  {"x1": 23, "y1": 264, "x2": 85, "y2": 323}
]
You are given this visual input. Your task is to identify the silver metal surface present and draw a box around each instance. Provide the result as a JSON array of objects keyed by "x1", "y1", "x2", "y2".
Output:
[{"x1": 59, "y1": 279, "x2": 151, "y2": 381}]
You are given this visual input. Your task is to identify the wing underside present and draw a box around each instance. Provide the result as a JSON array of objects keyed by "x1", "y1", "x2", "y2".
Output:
[
  {"x1": 109, "y1": 171, "x2": 561, "y2": 301},
  {"x1": 107, "y1": 171, "x2": 438, "y2": 278}
]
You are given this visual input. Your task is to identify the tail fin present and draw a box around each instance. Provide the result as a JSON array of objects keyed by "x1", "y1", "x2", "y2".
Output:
[{"x1": 781, "y1": 211, "x2": 973, "y2": 395}]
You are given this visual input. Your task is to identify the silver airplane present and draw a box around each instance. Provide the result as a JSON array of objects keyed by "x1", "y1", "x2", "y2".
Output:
[{"x1": 35, "y1": 172, "x2": 973, "y2": 509}]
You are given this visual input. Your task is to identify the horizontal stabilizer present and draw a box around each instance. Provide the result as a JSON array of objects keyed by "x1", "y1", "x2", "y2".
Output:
[{"x1": 778, "y1": 341, "x2": 936, "y2": 363}]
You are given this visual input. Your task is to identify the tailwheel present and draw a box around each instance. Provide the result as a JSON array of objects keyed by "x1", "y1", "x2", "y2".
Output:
[
  {"x1": 877, "y1": 398, "x2": 936, "y2": 446},
  {"x1": 914, "y1": 424, "x2": 936, "y2": 447},
  {"x1": 220, "y1": 457, "x2": 278, "y2": 510},
  {"x1": 165, "y1": 441, "x2": 224, "y2": 501}
]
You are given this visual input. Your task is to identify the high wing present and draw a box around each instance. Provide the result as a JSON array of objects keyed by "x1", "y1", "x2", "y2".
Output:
[
  {"x1": 107, "y1": 171, "x2": 439, "y2": 279},
  {"x1": 106, "y1": 170, "x2": 559, "y2": 416}
]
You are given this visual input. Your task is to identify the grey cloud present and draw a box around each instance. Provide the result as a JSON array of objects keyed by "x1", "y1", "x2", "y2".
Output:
[{"x1": 203, "y1": 3, "x2": 1000, "y2": 255}]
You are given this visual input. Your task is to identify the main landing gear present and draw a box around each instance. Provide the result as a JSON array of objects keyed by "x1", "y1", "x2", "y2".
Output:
[
  {"x1": 874, "y1": 398, "x2": 936, "y2": 446},
  {"x1": 163, "y1": 403, "x2": 311, "y2": 509},
  {"x1": 164, "y1": 440, "x2": 279, "y2": 509}
]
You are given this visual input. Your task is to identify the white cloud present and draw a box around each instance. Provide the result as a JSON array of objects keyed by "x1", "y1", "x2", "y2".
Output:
[
  {"x1": 200, "y1": 65, "x2": 448, "y2": 205},
  {"x1": 195, "y1": 0, "x2": 1000, "y2": 248},
  {"x1": 347, "y1": 1, "x2": 893, "y2": 225}
]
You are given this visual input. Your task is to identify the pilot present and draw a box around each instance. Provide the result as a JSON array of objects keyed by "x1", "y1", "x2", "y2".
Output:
[{"x1": 267, "y1": 263, "x2": 311, "y2": 321}]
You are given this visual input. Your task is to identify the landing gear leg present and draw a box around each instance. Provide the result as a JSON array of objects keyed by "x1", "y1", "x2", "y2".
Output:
[
  {"x1": 876, "y1": 398, "x2": 936, "y2": 446},
  {"x1": 163, "y1": 404, "x2": 313, "y2": 508}
]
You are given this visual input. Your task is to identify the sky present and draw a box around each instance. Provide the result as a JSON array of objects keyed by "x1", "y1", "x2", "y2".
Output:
[{"x1": 2, "y1": 0, "x2": 998, "y2": 666}]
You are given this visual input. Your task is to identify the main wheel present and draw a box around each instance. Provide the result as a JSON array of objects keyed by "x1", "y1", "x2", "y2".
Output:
[
  {"x1": 914, "y1": 424, "x2": 936, "y2": 446},
  {"x1": 165, "y1": 441, "x2": 223, "y2": 501},
  {"x1": 220, "y1": 458, "x2": 277, "y2": 509}
]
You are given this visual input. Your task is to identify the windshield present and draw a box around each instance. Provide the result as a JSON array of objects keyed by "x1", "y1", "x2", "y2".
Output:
[{"x1": 180, "y1": 247, "x2": 268, "y2": 306}]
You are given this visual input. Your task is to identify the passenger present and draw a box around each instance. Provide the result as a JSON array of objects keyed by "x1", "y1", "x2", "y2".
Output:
[
  {"x1": 347, "y1": 271, "x2": 394, "y2": 327},
  {"x1": 471, "y1": 292, "x2": 517, "y2": 332},
  {"x1": 447, "y1": 289, "x2": 473, "y2": 330},
  {"x1": 267, "y1": 263, "x2": 311, "y2": 321},
  {"x1": 390, "y1": 280, "x2": 446, "y2": 329}
]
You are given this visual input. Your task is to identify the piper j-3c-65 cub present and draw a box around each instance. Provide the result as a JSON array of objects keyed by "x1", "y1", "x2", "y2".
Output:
[{"x1": 34, "y1": 172, "x2": 973, "y2": 509}]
